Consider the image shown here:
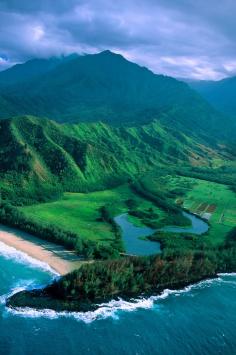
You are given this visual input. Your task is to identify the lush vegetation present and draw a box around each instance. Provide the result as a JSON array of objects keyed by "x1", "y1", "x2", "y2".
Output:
[
  {"x1": 0, "y1": 51, "x2": 232, "y2": 144},
  {"x1": 130, "y1": 180, "x2": 190, "y2": 227},
  {"x1": 138, "y1": 169, "x2": 236, "y2": 244},
  {"x1": 0, "y1": 115, "x2": 216, "y2": 205},
  {"x1": 8, "y1": 225, "x2": 236, "y2": 311},
  {"x1": 6, "y1": 167, "x2": 236, "y2": 311},
  {"x1": 1, "y1": 52, "x2": 236, "y2": 312},
  {"x1": 188, "y1": 76, "x2": 236, "y2": 125},
  {"x1": 176, "y1": 165, "x2": 236, "y2": 189},
  {"x1": 0, "y1": 201, "x2": 121, "y2": 259},
  {"x1": 18, "y1": 184, "x2": 171, "y2": 245},
  {"x1": 182, "y1": 178, "x2": 236, "y2": 243}
]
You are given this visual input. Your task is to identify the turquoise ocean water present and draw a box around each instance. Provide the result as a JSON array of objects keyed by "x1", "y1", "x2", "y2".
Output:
[{"x1": 0, "y1": 240, "x2": 235, "y2": 355}]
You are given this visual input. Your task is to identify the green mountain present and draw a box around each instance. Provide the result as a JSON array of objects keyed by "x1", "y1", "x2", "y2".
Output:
[
  {"x1": 0, "y1": 115, "x2": 221, "y2": 204},
  {"x1": 0, "y1": 55, "x2": 79, "y2": 119},
  {"x1": 0, "y1": 55, "x2": 79, "y2": 87},
  {"x1": 0, "y1": 51, "x2": 230, "y2": 141},
  {"x1": 0, "y1": 52, "x2": 234, "y2": 205},
  {"x1": 187, "y1": 77, "x2": 236, "y2": 118}
]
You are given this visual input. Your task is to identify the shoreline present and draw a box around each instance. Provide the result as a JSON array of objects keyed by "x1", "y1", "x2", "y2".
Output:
[
  {"x1": 7, "y1": 274, "x2": 219, "y2": 313},
  {"x1": 0, "y1": 224, "x2": 84, "y2": 275}
]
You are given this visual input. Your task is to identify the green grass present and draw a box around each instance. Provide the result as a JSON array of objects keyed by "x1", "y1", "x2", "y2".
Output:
[
  {"x1": 20, "y1": 184, "x2": 163, "y2": 245},
  {"x1": 181, "y1": 178, "x2": 236, "y2": 244},
  {"x1": 19, "y1": 174, "x2": 236, "y2": 249},
  {"x1": 2, "y1": 113, "x2": 227, "y2": 207},
  {"x1": 139, "y1": 171, "x2": 236, "y2": 245}
]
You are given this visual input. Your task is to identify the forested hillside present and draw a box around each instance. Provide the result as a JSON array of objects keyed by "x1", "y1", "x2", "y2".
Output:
[
  {"x1": 187, "y1": 77, "x2": 236, "y2": 122},
  {"x1": 0, "y1": 115, "x2": 221, "y2": 204},
  {"x1": 0, "y1": 51, "x2": 231, "y2": 141}
]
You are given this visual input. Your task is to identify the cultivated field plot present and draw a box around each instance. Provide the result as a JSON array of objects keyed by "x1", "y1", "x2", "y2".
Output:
[
  {"x1": 141, "y1": 171, "x2": 236, "y2": 229},
  {"x1": 181, "y1": 177, "x2": 236, "y2": 244},
  {"x1": 183, "y1": 179, "x2": 236, "y2": 226}
]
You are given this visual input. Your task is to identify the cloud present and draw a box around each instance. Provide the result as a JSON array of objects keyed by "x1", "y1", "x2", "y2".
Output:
[{"x1": 0, "y1": 0, "x2": 235, "y2": 79}]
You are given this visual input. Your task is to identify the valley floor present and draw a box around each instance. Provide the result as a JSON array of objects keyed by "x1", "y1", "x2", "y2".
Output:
[
  {"x1": 139, "y1": 172, "x2": 236, "y2": 245},
  {"x1": 4, "y1": 168, "x2": 236, "y2": 312},
  {"x1": 1, "y1": 168, "x2": 235, "y2": 281},
  {"x1": 19, "y1": 172, "x2": 236, "y2": 251},
  {"x1": 181, "y1": 177, "x2": 236, "y2": 244},
  {"x1": 19, "y1": 184, "x2": 165, "y2": 246}
]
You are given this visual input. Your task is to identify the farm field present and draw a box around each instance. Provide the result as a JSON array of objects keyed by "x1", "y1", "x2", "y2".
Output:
[
  {"x1": 19, "y1": 184, "x2": 164, "y2": 245},
  {"x1": 182, "y1": 178, "x2": 236, "y2": 244},
  {"x1": 140, "y1": 171, "x2": 236, "y2": 245}
]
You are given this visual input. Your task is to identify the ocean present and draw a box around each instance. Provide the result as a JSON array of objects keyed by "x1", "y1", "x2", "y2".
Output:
[{"x1": 0, "y1": 241, "x2": 235, "y2": 355}]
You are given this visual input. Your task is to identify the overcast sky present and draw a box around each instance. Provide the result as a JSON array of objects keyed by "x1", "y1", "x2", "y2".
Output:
[{"x1": 0, "y1": 0, "x2": 235, "y2": 80}]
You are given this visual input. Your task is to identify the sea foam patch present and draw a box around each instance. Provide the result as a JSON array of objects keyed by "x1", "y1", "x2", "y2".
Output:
[
  {"x1": 1, "y1": 277, "x2": 55, "y2": 307},
  {"x1": 7, "y1": 297, "x2": 155, "y2": 323},
  {"x1": 0, "y1": 241, "x2": 58, "y2": 276},
  {"x1": 5, "y1": 273, "x2": 236, "y2": 323}
]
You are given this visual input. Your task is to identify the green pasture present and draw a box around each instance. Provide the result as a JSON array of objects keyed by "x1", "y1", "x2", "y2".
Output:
[
  {"x1": 20, "y1": 184, "x2": 163, "y2": 244},
  {"x1": 140, "y1": 171, "x2": 236, "y2": 245},
  {"x1": 19, "y1": 174, "x2": 236, "y2": 248},
  {"x1": 182, "y1": 178, "x2": 236, "y2": 244}
]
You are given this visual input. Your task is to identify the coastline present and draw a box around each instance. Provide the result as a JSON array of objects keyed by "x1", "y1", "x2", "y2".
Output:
[
  {"x1": 0, "y1": 224, "x2": 83, "y2": 275},
  {"x1": 7, "y1": 274, "x2": 218, "y2": 313}
]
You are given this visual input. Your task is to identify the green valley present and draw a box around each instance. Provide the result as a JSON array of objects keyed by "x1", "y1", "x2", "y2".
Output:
[
  {"x1": 19, "y1": 185, "x2": 163, "y2": 244},
  {"x1": 142, "y1": 172, "x2": 236, "y2": 245},
  {"x1": 0, "y1": 114, "x2": 222, "y2": 205},
  {"x1": 18, "y1": 173, "x2": 236, "y2": 248},
  {"x1": 0, "y1": 52, "x2": 235, "y2": 313}
]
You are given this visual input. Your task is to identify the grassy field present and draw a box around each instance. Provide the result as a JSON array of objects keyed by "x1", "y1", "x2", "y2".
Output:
[
  {"x1": 19, "y1": 174, "x2": 236, "y2": 248},
  {"x1": 140, "y1": 173, "x2": 195, "y2": 201},
  {"x1": 140, "y1": 171, "x2": 236, "y2": 245},
  {"x1": 180, "y1": 177, "x2": 236, "y2": 244},
  {"x1": 20, "y1": 184, "x2": 164, "y2": 245}
]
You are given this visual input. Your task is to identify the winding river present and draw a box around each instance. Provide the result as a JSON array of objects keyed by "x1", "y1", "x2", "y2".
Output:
[
  {"x1": 114, "y1": 211, "x2": 209, "y2": 256},
  {"x1": 114, "y1": 214, "x2": 160, "y2": 256},
  {"x1": 160, "y1": 211, "x2": 209, "y2": 235}
]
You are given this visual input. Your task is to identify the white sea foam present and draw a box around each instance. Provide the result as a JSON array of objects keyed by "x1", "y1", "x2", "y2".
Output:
[
  {"x1": 1, "y1": 277, "x2": 53, "y2": 306},
  {"x1": 7, "y1": 297, "x2": 155, "y2": 323},
  {"x1": 217, "y1": 273, "x2": 236, "y2": 286},
  {"x1": 7, "y1": 275, "x2": 235, "y2": 324},
  {"x1": 0, "y1": 241, "x2": 58, "y2": 276}
]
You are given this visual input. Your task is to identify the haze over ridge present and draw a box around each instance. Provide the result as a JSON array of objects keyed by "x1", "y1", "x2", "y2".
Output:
[{"x1": 1, "y1": 0, "x2": 236, "y2": 80}]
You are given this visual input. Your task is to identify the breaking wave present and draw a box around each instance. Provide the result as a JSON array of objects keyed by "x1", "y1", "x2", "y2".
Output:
[
  {"x1": 0, "y1": 241, "x2": 59, "y2": 276},
  {"x1": 1, "y1": 241, "x2": 234, "y2": 324},
  {"x1": 6, "y1": 274, "x2": 236, "y2": 324}
]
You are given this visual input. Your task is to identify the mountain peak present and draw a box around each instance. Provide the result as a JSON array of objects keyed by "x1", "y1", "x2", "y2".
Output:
[
  {"x1": 99, "y1": 50, "x2": 117, "y2": 56},
  {"x1": 96, "y1": 50, "x2": 125, "y2": 61},
  {"x1": 0, "y1": 50, "x2": 231, "y2": 140}
]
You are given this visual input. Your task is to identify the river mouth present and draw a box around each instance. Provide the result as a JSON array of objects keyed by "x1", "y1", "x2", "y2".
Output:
[{"x1": 115, "y1": 211, "x2": 209, "y2": 256}]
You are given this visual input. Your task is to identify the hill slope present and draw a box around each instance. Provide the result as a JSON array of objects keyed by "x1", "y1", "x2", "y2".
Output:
[
  {"x1": 0, "y1": 51, "x2": 230, "y2": 141},
  {"x1": 187, "y1": 77, "x2": 236, "y2": 119},
  {"x1": 0, "y1": 115, "x2": 222, "y2": 204},
  {"x1": 0, "y1": 55, "x2": 79, "y2": 87}
]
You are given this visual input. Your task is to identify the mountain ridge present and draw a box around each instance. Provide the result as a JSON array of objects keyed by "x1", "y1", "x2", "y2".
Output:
[
  {"x1": 0, "y1": 115, "x2": 224, "y2": 204},
  {"x1": 0, "y1": 51, "x2": 231, "y2": 142},
  {"x1": 187, "y1": 76, "x2": 236, "y2": 120}
]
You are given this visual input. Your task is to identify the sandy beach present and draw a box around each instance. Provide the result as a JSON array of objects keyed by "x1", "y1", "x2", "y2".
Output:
[{"x1": 0, "y1": 224, "x2": 84, "y2": 275}]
